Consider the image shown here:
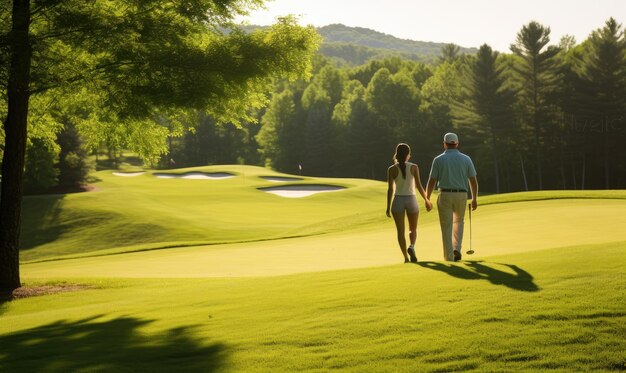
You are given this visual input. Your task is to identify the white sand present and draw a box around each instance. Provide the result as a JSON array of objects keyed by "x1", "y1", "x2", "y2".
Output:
[
  {"x1": 260, "y1": 185, "x2": 346, "y2": 198},
  {"x1": 112, "y1": 172, "x2": 145, "y2": 177},
  {"x1": 154, "y1": 172, "x2": 234, "y2": 180}
]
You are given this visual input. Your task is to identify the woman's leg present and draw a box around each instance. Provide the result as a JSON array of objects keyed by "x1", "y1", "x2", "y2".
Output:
[
  {"x1": 392, "y1": 211, "x2": 409, "y2": 261},
  {"x1": 407, "y1": 212, "x2": 419, "y2": 247}
]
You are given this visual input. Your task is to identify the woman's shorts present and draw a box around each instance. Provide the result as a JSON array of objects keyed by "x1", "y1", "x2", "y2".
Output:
[{"x1": 391, "y1": 195, "x2": 419, "y2": 214}]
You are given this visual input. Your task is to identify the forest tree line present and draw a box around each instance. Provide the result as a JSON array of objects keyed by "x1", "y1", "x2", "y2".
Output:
[
  {"x1": 8, "y1": 18, "x2": 626, "y2": 194},
  {"x1": 175, "y1": 18, "x2": 625, "y2": 193}
]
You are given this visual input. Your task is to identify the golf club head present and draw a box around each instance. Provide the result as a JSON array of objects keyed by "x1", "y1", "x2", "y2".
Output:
[{"x1": 466, "y1": 249, "x2": 474, "y2": 255}]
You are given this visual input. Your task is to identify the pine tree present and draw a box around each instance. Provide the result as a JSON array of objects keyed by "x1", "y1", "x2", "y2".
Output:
[
  {"x1": 574, "y1": 18, "x2": 626, "y2": 188},
  {"x1": 453, "y1": 44, "x2": 517, "y2": 193},
  {"x1": 57, "y1": 121, "x2": 91, "y2": 189},
  {"x1": 510, "y1": 21, "x2": 561, "y2": 190},
  {"x1": 440, "y1": 43, "x2": 461, "y2": 64}
]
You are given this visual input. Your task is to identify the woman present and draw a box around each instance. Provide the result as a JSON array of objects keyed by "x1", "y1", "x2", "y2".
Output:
[{"x1": 386, "y1": 143, "x2": 432, "y2": 263}]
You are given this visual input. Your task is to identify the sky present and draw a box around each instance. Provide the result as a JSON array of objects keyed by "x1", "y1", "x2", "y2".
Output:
[{"x1": 240, "y1": 0, "x2": 626, "y2": 52}]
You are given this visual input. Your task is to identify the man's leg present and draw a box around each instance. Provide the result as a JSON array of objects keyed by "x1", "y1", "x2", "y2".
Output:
[
  {"x1": 437, "y1": 193, "x2": 454, "y2": 261},
  {"x1": 452, "y1": 193, "x2": 468, "y2": 254}
]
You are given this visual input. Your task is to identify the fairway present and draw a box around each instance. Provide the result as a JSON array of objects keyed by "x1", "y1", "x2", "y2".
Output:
[
  {"x1": 3, "y1": 167, "x2": 626, "y2": 372},
  {"x1": 21, "y1": 199, "x2": 626, "y2": 278}
]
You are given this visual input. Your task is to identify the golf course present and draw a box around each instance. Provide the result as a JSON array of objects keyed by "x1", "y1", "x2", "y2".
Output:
[{"x1": 1, "y1": 165, "x2": 624, "y2": 372}]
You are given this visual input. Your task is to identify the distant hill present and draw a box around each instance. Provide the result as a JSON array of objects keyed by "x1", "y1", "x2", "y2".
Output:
[
  {"x1": 240, "y1": 23, "x2": 477, "y2": 66},
  {"x1": 318, "y1": 24, "x2": 476, "y2": 57}
]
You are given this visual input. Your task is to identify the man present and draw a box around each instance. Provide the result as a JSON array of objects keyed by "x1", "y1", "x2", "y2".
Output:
[{"x1": 426, "y1": 133, "x2": 478, "y2": 262}]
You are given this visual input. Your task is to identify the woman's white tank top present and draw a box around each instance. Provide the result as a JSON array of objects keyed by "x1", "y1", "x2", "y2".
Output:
[{"x1": 394, "y1": 162, "x2": 416, "y2": 196}]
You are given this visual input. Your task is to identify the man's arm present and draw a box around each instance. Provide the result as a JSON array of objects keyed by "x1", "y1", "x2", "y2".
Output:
[
  {"x1": 426, "y1": 178, "x2": 437, "y2": 200},
  {"x1": 469, "y1": 176, "x2": 478, "y2": 210},
  {"x1": 426, "y1": 158, "x2": 438, "y2": 200}
]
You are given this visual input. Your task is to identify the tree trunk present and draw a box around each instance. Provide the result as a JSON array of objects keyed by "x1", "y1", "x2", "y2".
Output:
[
  {"x1": 533, "y1": 70, "x2": 543, "y2": 190},
  {"x1": 0, "y1": 0, "x2": 32, "y2": 291},
  {"x1": 491, "y1": 134, "x2": 500, "y2": 194},
  {"x1": 520, "y1": 154, "x2": 529, "y2": 192},
  {"x1": 604, "y1": 117, "x2": 610, "y2": 189},
  {"x1": 581, "y1": 153, "x2": 586, "y2": 190}
]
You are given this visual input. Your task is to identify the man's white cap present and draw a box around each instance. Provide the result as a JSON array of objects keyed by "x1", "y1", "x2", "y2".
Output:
[{"x1": 444, "y1": 132, "x2": 459, "y2": 144}]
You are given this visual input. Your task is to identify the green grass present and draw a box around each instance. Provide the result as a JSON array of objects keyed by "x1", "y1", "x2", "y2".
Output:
[
  {"x1": 21, "y1": 165, "x2": 626, "y2": 263},
  {"x1": 5, "y1": 166, "x2": 626, "y2": 371},
  {"x1": 21, "y1": 165, "x2": 388, "y2": 261},
  {"x1": 2, "y1": 242, "x2": 625, "y2": 372}
]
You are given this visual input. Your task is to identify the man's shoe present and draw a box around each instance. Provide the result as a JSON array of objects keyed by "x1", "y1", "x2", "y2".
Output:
[
  {"x1": 408, "y1": 247, "x2": 418, "y2": 263},
  {"x1": 453, "y1": 250, "x2": 462, "y2": 262}
]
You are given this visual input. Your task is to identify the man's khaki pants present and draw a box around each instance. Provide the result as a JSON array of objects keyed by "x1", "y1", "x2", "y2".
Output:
[{"x1": 437, "y1": 192, "x2": 467, "y2": 261}]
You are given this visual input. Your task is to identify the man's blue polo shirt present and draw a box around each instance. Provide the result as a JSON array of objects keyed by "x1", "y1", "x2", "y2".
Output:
[{"x1": 429, "y1": 149, "x2": 477, "y2": 191}]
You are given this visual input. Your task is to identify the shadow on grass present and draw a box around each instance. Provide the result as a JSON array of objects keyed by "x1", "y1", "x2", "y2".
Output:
[
  {"x1": 0, "y1": 316, "x2": 227, "y2": 372},
  {"x1": 417, "y1": 261, "x2": 539, "y2": 292},
  {"x1": 20, "y1": 194, "x2": 66, "y2": 251}
]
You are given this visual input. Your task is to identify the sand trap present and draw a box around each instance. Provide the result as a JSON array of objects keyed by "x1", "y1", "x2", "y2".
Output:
[
  {"x1": 260, "y1": 176, "x2": 304, "y2": 182},
  {"x1": 112, "y1": 172, "x2": 145, "y2": 177},
  {"x1": 259, "y1": 184, "x2": 346, "y2": 198},
  {"x1": 153, "y1": 172, "x2": 235, "y2": 180}
]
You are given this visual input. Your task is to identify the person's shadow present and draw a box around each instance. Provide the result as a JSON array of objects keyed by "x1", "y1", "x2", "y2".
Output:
[
  {"x1": 0, "y1": 315, "x2": 228, "y2": 372},
  {"x1": 417, "y1": 260, "x2": 539, "y2": 292}
]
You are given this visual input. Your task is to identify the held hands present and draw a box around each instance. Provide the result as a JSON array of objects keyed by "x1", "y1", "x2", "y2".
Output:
[{"x1": 425, "y1": 199, "x2": 433, "y2": 212}]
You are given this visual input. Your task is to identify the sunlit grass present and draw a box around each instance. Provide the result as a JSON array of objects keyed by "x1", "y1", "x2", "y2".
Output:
[
  {"x1": 2, "y1": 242, "x2": 625, "y2": 372},
  {"x1": 21, "y1": 165, "x2": 388, "y2": 261},
  {"x1": 9, "y1": 168, "x2": 626, "y2": 371}
]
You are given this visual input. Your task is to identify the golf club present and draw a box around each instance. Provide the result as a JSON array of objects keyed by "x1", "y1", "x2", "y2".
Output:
[{"x1": 466, "y1": 203, "x2": 474, "y2": 255}]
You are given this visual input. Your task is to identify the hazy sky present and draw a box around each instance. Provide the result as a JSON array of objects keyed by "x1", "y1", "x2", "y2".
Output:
[{"x1": 241, "y1": 0, "x2": 625, "y2": 52}]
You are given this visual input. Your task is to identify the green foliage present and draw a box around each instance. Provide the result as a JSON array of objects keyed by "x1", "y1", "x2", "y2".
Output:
[
  {"x1": 171, "y1": 113, "x2": 261, "y2": 168},
  {"x1": 23, "y1": 138, "x2": 59, "y2": 194},
  {"x1": 452, "y1": 44, "x2": 518, "y2": 193},
  {"x1": 568, "y1": 18, "x2": 626, "y2": 188},
  {"x1": 510, "y1": 21, "x2": 562, "y2": 189},
  {"x1": 257, "y1": 88, "x2": 305, "y2": 173},
  {"x1": 439, "y1": 43, "x2": 462, "y2": 63},
  {"x1": 217, "y1": 18, "x2": 626, "y2": 191},
  {"x1": 1, "y1": 2, "x2": 321, "y2": 168},
  {"x1": 56, "y1": 122, "x2": 92, "y2": 188}
]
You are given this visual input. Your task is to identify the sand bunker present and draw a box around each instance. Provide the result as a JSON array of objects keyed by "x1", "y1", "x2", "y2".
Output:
[
  {"x1": 112, "y1": 171, "x2": 145, "y2": 177},
  {"x1": 153, "y1": 172, "x2": 235, "y2": 180},
  {"x1": 259, "y1": 184, "x2": 346, "y2": 198},
  {"x1": 260, "y1": 176, "x2": 304, "y2": 182}
]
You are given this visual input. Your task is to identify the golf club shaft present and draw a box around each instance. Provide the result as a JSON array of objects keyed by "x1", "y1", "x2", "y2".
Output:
[{"x1": 469, "y1": 203, "x2": 472, "y2": 251}]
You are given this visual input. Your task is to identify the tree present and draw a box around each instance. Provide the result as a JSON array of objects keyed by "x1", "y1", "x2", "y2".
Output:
[
  {"x1": 420, "y1": 60, "x2": 467, "y2": 164},
  {"x1": 574, "y1": 18, "x2": 626, "y2": 188},
  {"x1": 56, "y1": 120, "x2": 91, "y2": 188},
  {"x1": 510, "y1": 21, "x2": 561, "y2": 190},
  {"x1": 301, "y1": 81, "x2": 334, "y2": 175},
  {"x1": 439, "y1": 43, "x2": 461, "y2": 63},
  {"x1": 453, "y1": 44, "x2": 517, "y2": 193},
  {"x1": 0, "y1": 1, "x2": 320, "y2": 291},
  {"x1": 23, "y1": 137, "x2": 58, "y2": 194},
  {"x1": 257, "y1": 88, "x2": 306, "y2": 174}
]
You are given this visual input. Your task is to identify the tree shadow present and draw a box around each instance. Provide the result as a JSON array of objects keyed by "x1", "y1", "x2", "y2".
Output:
[
  {"x1": 20, "y1": 194, "x2": 66, "y2": 251},
  {"x1": 417, "y1": 260, "x2": 539, "y2": 292},
  {"x1": 0, "y1": 316, "x2": 228, "y2": 372}
]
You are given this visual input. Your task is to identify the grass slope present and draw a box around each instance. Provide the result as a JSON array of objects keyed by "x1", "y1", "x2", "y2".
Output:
[
  {"x1": 21, "y1": 165, "x2": 387, "y2": 261},
  {"x1": 10, "y1": 170, "x2": 626, "y2": 371},
  {"x1": 21, "y1": 198, "x2": 626, "y2": 277},
  {"x1": 21, "y1": 164, "x2": 626, "y2": 263},
  {"x1": 2, "y1": 242, "x2": 625, "y2": 372}
]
